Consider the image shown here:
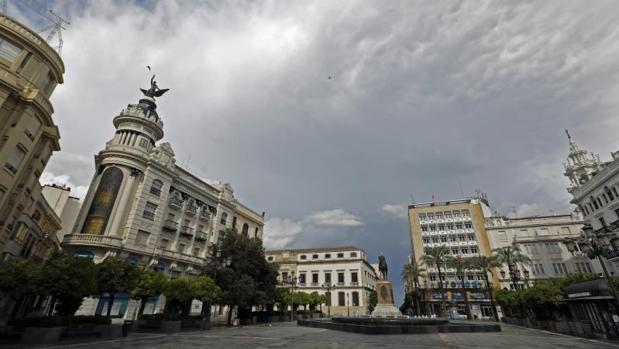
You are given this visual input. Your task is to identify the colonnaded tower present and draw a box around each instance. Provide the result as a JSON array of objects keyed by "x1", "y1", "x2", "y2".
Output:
[{"x1": 63, "y1": 74, "x2": 264, "y2": 290}]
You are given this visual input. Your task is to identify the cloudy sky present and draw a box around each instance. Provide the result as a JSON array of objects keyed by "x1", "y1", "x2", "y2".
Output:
[{"x1": 10, "y1": 0, "x2": 619, "y2": 303}]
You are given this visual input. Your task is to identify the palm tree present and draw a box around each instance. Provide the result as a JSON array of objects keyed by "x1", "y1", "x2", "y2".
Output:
[
  {"x1": 401, "y1": 261, "x2": 426, "y2": 316},
  {"x1": 493, "y1": 245, "x2": 531, "y2": 290},
  {"x1": 470, "y1": 255, "x2": 500, "y2": 321},
  {"x1": 421, "y1": 246, "x2": 450, "y2": 317},
  {"x1": 445, "y1": 255, "x2": 472, "y2": 320}
]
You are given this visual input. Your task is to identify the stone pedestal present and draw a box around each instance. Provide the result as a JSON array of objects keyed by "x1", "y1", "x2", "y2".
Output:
[{"x1": 371, "y1": 280, "x2": 402, "y2": 317}]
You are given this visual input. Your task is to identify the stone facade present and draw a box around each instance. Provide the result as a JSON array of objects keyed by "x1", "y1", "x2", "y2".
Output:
[
  {"x1": 563, "y1": 130, "x2": 619, "y2": 273},
  {"x1": 266, "y1": 247, "x2": 377, "y2": 316},
  {"x1": 41, "y1": 184, "x2": 81, "y2": 243},
  {"x1": 0, "y1": 13, "x2": 64, "y2": 262},
  {"x1": 485, "y1": 213, "x2": 603, "y2": 289}
]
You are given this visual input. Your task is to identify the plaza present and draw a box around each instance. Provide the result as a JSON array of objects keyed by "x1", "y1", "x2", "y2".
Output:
[{"x1": 3, "y1": 323, "x2": 616, "y2": 349}]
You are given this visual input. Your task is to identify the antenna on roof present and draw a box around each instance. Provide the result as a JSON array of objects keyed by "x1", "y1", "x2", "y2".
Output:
[{"x1": 17, "y1": 0, "x2": 70, "y2": 54}]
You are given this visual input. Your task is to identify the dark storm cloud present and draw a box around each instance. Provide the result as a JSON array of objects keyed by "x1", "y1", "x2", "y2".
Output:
[{"x1": 33, "y1": 0, "x2": 619, "y2": 303}]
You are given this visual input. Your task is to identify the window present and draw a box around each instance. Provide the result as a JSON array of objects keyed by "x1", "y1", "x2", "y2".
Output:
[
  {"x1": 267, "y1": 256, "x2": 274, "y2": 261},
  {"x1": 429, "y1": 275, "x2": 436, "y2": 281},
  {"x1": 464, "y1": 222, "x2": 472, "y2": 229},
  {"x1": 421, "y1": 225, "x2": 428, "y2": 232},
  {"x1": 444, "y1": 212, "x2": 452, "y2": 219},
  {"x1": 438, "y1": 223, "x2": 445, "y2": 230},
  {"x1": 300, "y1": 255, "x2": 307, "y2": 260},
  {"x1": 143, "y1": 202, "x2": 157, "y2": 220},
  {"x1": 220, "y1": 212, "x2": 228, "y2": 225},
  {"x1": 449, "y1": 236, "x2": 457, "y2": 242},
  {"x1": 470, "y1": 247, "x2": 478, "y2": 254},
  {"x1": 461, "y1": 248, "x2": 469, "y2": 254},
  {"x1": 468, "y1": 234, "x2": 476, "y2": 241},
  {"x1": 451, "y1": 248, "x2": 458, "y2": 255},
  {"x1": 136, "y1": 230, "x2": 150, "y2": 246},
  {"x1": 436, "y1": 213, "x2": 443, "y2": 220},
  {"x1": 5, "y1": 145, "x2": 26, "y2": 174},
  {"x1": 178, "y1": 243, "x2": 186, "y2": 253},
  {"x1": 160, "y1": 238, "x2": 170, "y2": 250},
  {"x1": 139, "y1": 138, "x2": 149, "y2": 148},
  {"x1": 427, "y1": 213, "x2": 435, "y2": 219},
  {"x1": 431, "y1": 237, "x2": 439, "y2": 243},
  {"x1": 351, "y1": 272, "x2": 358, "y2": 284},
  {"x1": 338, "y1": 292, "x2": 345, "y2": 306},
  {"x1": 446, "y1": 223, "x2": 454, "y2": 230},
  {"x1": 312, "y1": 273, "x2": 319, "y2": 284},
  {"x1": 325, "y1": 254, "x2": 331, "y2": 259},
  {"x1": 429, "y1": 225, "x2": 437, "y2": 231},
  {"x1": 453, "y1": 211, "x2": 460, "y2": 218},
  {"x1": 337, "y1": 253, "x2": 344, "y2": 258},
  {"x1": 337, "y1": 272, "x2": 345, "y2": 285},
  {"x1": 242, "y1": 223, "x2": 249, "y2": 237},
  {"x1": 254, "y1": 227, "x2": 259, "y2": 238},
  {"x1": 32, "y1": 210, "x2": 41, "y2": 222},
  {"x1": 350, "y1": 252, "x2": 358, "y2": 258},
  {"x1": 232, "y1": 216, "x2": 237, "y2": 229},
  {"x1": 423, "y1": 238, "x2": 430, "y2": 243},
  {"x1": 149, "y1": 179, "x2": 163, "y2": 196},
  {"x1": 193, "y1": 248, "x2": 200, "y2": 256},
  {"x1": 298, "y1": 273, "x2": 306, "y2": 284},
  {"x1": 325, "y1": 273, "x2": 331, "y2": 284},
  {"x1": 281, "y1": 272, "x2": 288, "y2": 281},
  {"x1": 615, "y1": 208, "x2": 619, "y2": 219},
  {"x1": 312, "y1": 254, "x2": 319, "y2": 259},
  {"x1": 440, "y1": 237, "x2": 447, "y2": 242},
  {"x1": 0, "y1": 37, "x2": 21, "y2": 62},
  {"x1": 352, "y1": 292, "x2": 359, "y2": 306},
  {"x1": 419, "y1": 213, "x2": 427, "y2": 220},
  {"x1": 456, "y1": 223, "x2": 463, "y2": 229}
]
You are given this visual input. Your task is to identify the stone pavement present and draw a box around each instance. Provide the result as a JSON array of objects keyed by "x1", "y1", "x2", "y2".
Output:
[{"x1": 8, "y1": 322, "x2": 619, "y2": 349}]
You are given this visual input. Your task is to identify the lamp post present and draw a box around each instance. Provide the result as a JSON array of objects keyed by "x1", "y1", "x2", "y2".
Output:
[
  {"x1": 564, "y1": 223, "x2": 619, "y2": 306},
  {"x1": 283, "y1": 275, "x2": 298, "y2": 321},
  {"x1": 322, "y1": 282, "x2": 333, "y2": 317}
]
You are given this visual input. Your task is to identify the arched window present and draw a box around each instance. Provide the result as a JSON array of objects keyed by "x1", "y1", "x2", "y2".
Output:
[
  {"x1": 220, "y1": 212, "x2": 228, "y2": 225},
  {"x1": 605, "y1": 186, "x2": 615, "y2": 201},
  {"x1": 591, "y1": 197, "x2": 599, "y2": 210},
  {"x1": 241, "y1": 223, "x2": 249, "y2": 237},
  {"x1": 254, "y1": 227, "x2": 259, "y2": 238},
  {"x1": 150, "y1": 179, "x2": 163, "y2": 197}
]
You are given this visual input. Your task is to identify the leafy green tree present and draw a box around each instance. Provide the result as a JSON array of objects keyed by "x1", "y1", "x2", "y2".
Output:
[
  {"x1": 421, "y1": 246, "x2": 450, "y2": 316},
  {"x1": 275, "y1": 287, "x2": 291, "y2": 312},
  {"x1": 37, "y1": 252, "x2": 96, "y2": 316},
  {"x1": 492, "y1": 245, "x2": 531, "y2": 289},
  {"x1": 95, "y1": 258, "x2": 140, "y2": 318},
  {"x1": 368, "y1": 289, "x2": 377, "y2": 313},
  {"x1": 0, "y1": 259, "x2": 40, "y2": 319},
  {"x1": 308, "y1": 292, "x2": 327, "y2": 312},
  {"x1": 470, "y1": 255, "x2": 500, "y2": 320},
  {"x1": 401, "y1": 261, "x2": 426, "y2": 316},
  {"x1": 131, "y1": 269, "x2": 168, "y2": 319},
  {"x1": 445, "y1": 255, "x2": 473, "y2": 319},
  {"x1": 206, "y1": 229, "x2": 278, "y2": 325},
  {"x1": 164, "y1": 278, "x2": 195, "y2": 315},
  {"x1": 192, "y1": 276, "x2": 222, "y2": 329}
]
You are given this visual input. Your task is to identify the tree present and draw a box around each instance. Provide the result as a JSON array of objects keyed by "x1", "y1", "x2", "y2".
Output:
[
  {"x1": 275, "y1": 288, "x2": 291, "y2": 312},
  {"x1": 421, "y1": 246, "x2": 450, "y2": 316},
  {"x1": 493, "y1": 245, "x2": 531, "y2": 290},
  {"x1": 95, "y1": 258, "x2": 140, "y2": 318},
  {"x1": 445, "y1": 255, "x2": 473, "y2": 320},
  {"x1": 400, "y1": 261, "x2": 426, "y2": 316},
  {"x1": 206, "y1": 229, "x2": 278, "y2": 325},
  {"x1": 192, "y1": 276, "x2": 222, "y2": 329},
  {"x1": 368, "y1": 289, "x2": 377, "y2": 313},
  {"x1": 131, "y1": 269, "x2": 168, "y2": 319},
  {"x1": 470, "y1": 255, "x2": 500, "y2": 321},
  {"x1": 163, "y1": 278, "x2": 195, "y2": 315},
  {"x1": 0, "y1": 259, "x2": 40, "y2": 319},
  {"x1": 37, "y1": 252, "x2": 96, "y2": 316}
]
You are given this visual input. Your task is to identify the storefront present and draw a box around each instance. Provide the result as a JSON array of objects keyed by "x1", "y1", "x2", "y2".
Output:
[{"x1": 565, "y1": 279, "x2": 619, "y2": 338}]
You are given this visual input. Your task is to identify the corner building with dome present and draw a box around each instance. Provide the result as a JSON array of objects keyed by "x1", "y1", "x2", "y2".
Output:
[{"x1": 63, "y1": 81, "x2": 264, "y2": 316}]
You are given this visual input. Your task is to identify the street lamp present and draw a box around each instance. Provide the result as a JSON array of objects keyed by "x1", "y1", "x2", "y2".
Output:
[
  {"x1": 322, "y1": 282, "x2": 334, "y2": 317},
  {"x1": 283, "y1": 275, "x2": 298, "y2": 321},
  {"x1": 564, "y1": 223, "x2": 619, "y2": 305}
]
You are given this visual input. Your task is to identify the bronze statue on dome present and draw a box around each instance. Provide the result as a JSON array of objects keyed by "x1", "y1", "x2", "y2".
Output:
[{"x1": 140, "y1": 66, "x2": 169, "y2": 99}]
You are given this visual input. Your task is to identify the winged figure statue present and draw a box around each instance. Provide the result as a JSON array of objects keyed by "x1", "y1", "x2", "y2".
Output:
[{"x1": 140, "y1": 74, "x2": 169, "y2": 99}]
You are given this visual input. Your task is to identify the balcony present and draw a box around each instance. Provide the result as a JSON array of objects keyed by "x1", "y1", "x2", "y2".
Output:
[
  {"x1": 337, "y1": 282, "x2": 345, "y2": 286},
  {"x1": 195, "y1": 232, "x2": 208, "y2": 241},
  {"x1": 199, "y1": 210, "x2": 211, "y2": 221},
  {"x1": 169, "y1": 197, "x2": 183, "y2": 210},
  {"x1": 62, "y1": 234, "x2": 123, "y2": 249},
  {"x1": 179, "y1": 226, "x2": 194, "y2": 237},
  {"x1": 350, "y1": 281, "x2": 359, "y2": 286},
  {"x1": 186, "y1": 205, "x2": 197, "y2": 216},
  {"x1": 163, "y1": 219, "x2": 178, "y2": 231}
]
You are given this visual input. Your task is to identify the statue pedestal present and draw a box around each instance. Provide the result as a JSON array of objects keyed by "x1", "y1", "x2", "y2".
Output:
[{"x1": 371, "y1": 280, "x2": 402, "y2": 317}]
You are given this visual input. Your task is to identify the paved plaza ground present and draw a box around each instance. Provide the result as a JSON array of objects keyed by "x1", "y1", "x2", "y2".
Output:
[{"x1": 9, "y1": 322, "x2": 618, "y2": 349}]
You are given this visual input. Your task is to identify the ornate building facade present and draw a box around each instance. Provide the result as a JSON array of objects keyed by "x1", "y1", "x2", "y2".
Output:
[
  {"x1": 0, "y1": 13, "x2": 64, "y2": 262},
  {"x1": 265, "y1": 247, "x2": 377, "y2": 316},
  {"x1": 563, "y1": 130, "x2": 619, "y2": 272},
  {"x1": 62, "y1": 77, "x2": 264, "y2": 316}
]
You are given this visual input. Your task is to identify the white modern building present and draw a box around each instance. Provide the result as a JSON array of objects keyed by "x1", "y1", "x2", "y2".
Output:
[
  {"x1": 563, "y1": 130, "x2": 619, "y2": 274},
  {"x1": 485, "y1": 213, "x2": 602, "y2": 290},
  {"x1": 265, "y1": 247, "x2": 377, "y2": 316},
  {"x1": 41, "y1": 184, "x2": 81, "y2": 243},
  {"x1": 62, "y1": 79, "x2": 264, "y2": 317}
]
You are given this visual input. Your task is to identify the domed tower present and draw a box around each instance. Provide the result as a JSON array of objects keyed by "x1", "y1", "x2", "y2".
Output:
[
  {"x1": 72, "y1": 76, "x2": 169, "y2": 243},
  {"x1": 563, "y1": 129, "x2": 605, "y2": 195}
]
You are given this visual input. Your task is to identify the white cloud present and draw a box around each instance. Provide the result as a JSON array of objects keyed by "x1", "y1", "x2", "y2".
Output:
[
  {"x1": 381, "y1": 204, "x2": 408, "y2": 220},
  {"x1": 306, "y1": 209, "x2": 364, "y2": 227},
  {"x1": 263, "y1": 217, "x2": 304, "y2": 249},
  {"x1": 39, "y1": 172, "x2": 89, "y2": 200}
]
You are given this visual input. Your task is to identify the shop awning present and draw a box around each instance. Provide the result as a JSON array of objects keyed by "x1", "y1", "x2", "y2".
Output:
[{"x1": 564, "y1": 279, "x2": 613, "y2": 301}]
